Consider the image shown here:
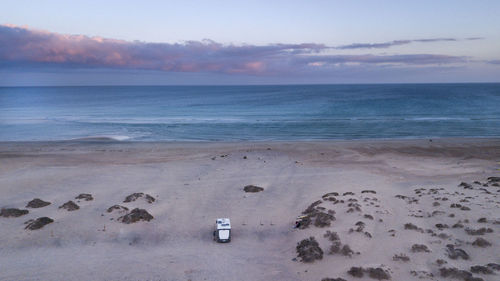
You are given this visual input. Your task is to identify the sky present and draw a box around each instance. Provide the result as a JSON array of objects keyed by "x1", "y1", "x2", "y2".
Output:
[{"x1": 1, "y1": 0, "x2": 499, "y2": 86}]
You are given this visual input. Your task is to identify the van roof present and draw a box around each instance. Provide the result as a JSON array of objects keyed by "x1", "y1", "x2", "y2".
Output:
[{"x1": 216, "y1": 218, "x2": 231, "y2": 229}]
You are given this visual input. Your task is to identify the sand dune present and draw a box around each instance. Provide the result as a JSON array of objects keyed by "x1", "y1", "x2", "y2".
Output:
[{"x1": 0, "y1": 139, "x2": 499, "y2": 281}]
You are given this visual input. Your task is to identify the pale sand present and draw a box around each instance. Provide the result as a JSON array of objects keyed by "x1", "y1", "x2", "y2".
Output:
[{"x1": 0, "y1": 139, "x2": 499, "y2": 281}]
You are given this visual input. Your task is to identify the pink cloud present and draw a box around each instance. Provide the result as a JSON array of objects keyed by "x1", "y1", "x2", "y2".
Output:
[{"x1": 0, "y1": 24, "x2": 471, "y2": 75}]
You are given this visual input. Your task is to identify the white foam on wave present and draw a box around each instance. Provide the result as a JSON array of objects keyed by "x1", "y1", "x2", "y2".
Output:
[{"x1": 68, "y1": 135, "x2": 132, "y2": 141}]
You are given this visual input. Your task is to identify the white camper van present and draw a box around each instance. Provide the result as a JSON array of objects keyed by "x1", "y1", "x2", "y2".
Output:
[{"x1": 213, "y1": 218, "x2": 231, "y2": 243}]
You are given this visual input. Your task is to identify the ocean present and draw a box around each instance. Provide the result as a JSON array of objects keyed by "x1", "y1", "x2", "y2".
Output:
[{"x1": 0, "y1": 84, "x2": 499, "y2": 141}]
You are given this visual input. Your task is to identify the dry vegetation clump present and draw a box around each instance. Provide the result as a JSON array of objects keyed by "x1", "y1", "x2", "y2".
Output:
[
  {"x1": 75, "y1": 193, "x2": 93, "y2": 201},
  {"x1": 470, "y1": 265, "x2": 493, "y2": 275},
  {"x1": 404, "y1": 223, "x2": 423, "y2": 232},
  {"x1": 123, "y1": 193, "x2": 155, "y2": 203},
  {"x1": 471, "y1": 237, "x2": 491, "y2": 247},
  {"x1": 465, "y1": 227, "x2": 493, "y2": 235},
  {"x1": 392, "y1": 253, "x2": 410, "y2": 262},
  {"x1": 58, "y1": 200, "x2": 80, "y2": 211},
  {"x1": 118, "y1": 208, "x2": 153, "y2": 224},
  {"x1": 243, "y1": 185, "x2": 264, "y2": 193},
  {"x1": 411, "y1": 244, "x2": 431, "y2": 253},
  {"x1": 107, "y1": 205, "x2": 129, "y2": 213},
  {"x1": 439, "y1": 267, "x2": 482, "y2": 281},
  {"x1": 298, "y1": 200, "x2": 336, "y2": 229},
  {"x1": 25, "y1": 217, "x2": 54, "y2": 230},
  {"x1": 347, "y1": 266, "x2": 391, "y2": 280},
  {"x1": 0, "y1": 208, "x2": 29, "y2": 217},
  {"x1": 446, "y1": 244, "x2": 470, "y2": 260},
  {"x1": 296, "y1": 237, "x2": 323, "y2": 263},
  {"x1": 26, "y1": 198, "x2": 51, "y2": 208}
]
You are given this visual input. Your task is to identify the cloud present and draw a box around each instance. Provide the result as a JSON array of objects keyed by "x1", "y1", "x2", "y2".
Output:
[
  {"x1": 335, "y1": 37, "x2": 484, "y2": 50},
  {"x1": 0, "y1": 24, "x2": 473, "y2": 76}
]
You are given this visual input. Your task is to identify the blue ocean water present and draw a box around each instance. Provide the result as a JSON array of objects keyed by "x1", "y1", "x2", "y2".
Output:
[{"x1": 0, "y1": 84, "x2": 499, "y2": 141}]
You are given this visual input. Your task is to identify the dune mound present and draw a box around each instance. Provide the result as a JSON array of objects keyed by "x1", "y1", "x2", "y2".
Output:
[
  {"x1": 118, "y1": 208, "x2": 154, "y2": 224},
  {"x1": 25, "y1": 217, "x2": 54, "y2": 230},
  {"x1": 26, "y1": 198, "x2": 51, "y2": 208},
  {"x1": 0, "y1": 208, "x2": 29, "y2": 217},
  {"x1": 243, "y1": 185, "x2": 264, "y2": 193}
]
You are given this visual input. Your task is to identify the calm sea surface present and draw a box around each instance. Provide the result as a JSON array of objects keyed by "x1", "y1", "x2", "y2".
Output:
[{"x1": 1, "y1": 84, "x2": 499, "y2": 141}]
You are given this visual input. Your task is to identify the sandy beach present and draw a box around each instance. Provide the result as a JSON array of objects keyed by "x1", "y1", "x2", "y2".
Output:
[{"x1": 1, "y1": 139, "x2": 499, "y2": 281}]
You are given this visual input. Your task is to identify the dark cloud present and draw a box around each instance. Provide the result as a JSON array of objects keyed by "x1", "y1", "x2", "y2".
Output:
[
  {"x1": 336, "y1": 37, "x2": 482, "y2": 50},
  {"x1": 0, "y1": 25, "x2": 474, "y2": 76}
]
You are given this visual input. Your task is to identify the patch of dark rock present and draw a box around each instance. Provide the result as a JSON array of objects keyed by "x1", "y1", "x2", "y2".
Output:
[
  {"x1": 461, "y1": 206, "x2": 471, "y2": 211},
  {"x1": 364, "y1": 214, "x2": 374, "y2": 220},
  {"x1": 453, "y1": 223, "x2": 464, "y2": 228},
  {"x1": 411, "y1": 244, "x2": 431, "y2": 253},
  {"x1": 118, "y1": 208, "x2": 153, "y2": 224},
  {"x1": 477, "y1": 218, "x2": 487, "y2": 223},
  {"x1": 107, "y1": 205, "x2": 129, "y2": 213},
  {"x1": 123, "y1": 192, "x2": 155, "y2": 203},
  {"x1": 75, "y1": 193, "x2": 93, "y2": 201},
  {"x1": 446, "y1": 244, "x2": 470, "y2": 260},
  {"x1": 243, "y1": 185, "x2": 264, "y2": 193},
  {"x1": 465, "y1": 227, "x2": 493, "y2": 235},
  {"x1": 26, "y1": 198, "x2": 51, "y2": 208},
  {"x1": 343, "y1": 192, "x2": 355, "y2": 196},
  {"x1": 0, "y1": 208, "x2": 29, "y2": 217},
  {"x1": 361, "y1": 190, "x2": 376, "y2": 194},
  {"x1": 25, "y1": 217, "x2": 54, "y2": 230},
  {"x1": 473, "y1": 181, "x2": 482, "y2": 185},
  {"x1": 451, "y1": 203, "x2": 462, "y2": 208},
  {"x1": 393, "y1": 253, "x2": 410, "y2": 262},
  {"x1": 433, "y1": 202, "x2": 441, "y2": 207},
  {"x1": 58, "y1": 201, "x2": 79, "y2": 211},
  {"x1": 470, "y1": 266, "x2": 493, "y2": 275},
  {"x1": 321, "y1": 278, "x2": 347, "y2": 281},
  {"x1": 472, "y1": 238, "x2": 491, "y2": 247},
  {"x1": 296, "y1": 237, "x2": 323, "y2": 263}
]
